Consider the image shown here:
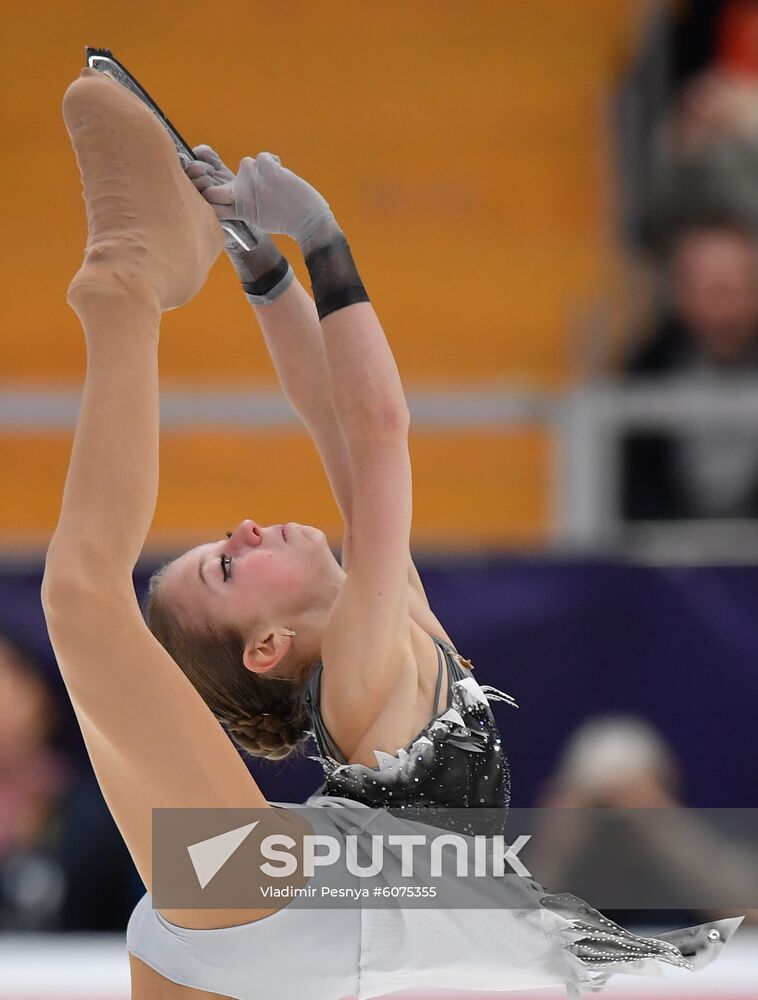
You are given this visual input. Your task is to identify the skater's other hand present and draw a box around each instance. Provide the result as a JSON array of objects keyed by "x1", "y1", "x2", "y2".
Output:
[
  {"x1": 200, "y1": 152, "x2": 334, "y2": 247},
  {"x1": 182, "y1": 145, "x2": 255, "y2": 256},
  {"x1": 181, "y1": 145, "x2": 297, "y2": 297},
  {"x1": 181, "y1": 144, "x2": 235, "y2": 195}
]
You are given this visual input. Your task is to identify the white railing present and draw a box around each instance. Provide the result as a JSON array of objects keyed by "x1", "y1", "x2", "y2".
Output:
[{"x1": 555, "y1": 381, "x2": 758, "y2": 559}]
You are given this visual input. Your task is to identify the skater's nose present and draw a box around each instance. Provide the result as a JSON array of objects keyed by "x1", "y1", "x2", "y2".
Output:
[{"x1": 226, "y1": 519, "x2": 262, "y2": 551}]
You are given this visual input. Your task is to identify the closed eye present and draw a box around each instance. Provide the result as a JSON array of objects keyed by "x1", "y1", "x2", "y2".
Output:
[{"x1": 220, "y1": 554, "x2": 232, "y2": 581}]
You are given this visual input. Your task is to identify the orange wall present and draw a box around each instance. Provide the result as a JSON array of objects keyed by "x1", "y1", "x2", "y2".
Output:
[{"x1": 0, "y1": 0, "x2": 637, "y2": 553}]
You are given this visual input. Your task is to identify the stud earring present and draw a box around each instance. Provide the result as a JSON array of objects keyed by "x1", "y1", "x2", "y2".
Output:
[{"x1": 281, "y1": 629, "x2": 297, "y2": 638}]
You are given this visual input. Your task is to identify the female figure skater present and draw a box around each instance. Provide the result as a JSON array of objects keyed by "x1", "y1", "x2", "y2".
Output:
[{"x1": 44, "y1": 67, "x2": 740, "y2": 1000}]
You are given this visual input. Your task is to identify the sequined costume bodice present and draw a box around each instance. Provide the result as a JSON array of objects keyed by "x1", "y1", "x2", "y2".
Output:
[{"x1": 303, "y1": 635, "x2": 518, "y2": 833}]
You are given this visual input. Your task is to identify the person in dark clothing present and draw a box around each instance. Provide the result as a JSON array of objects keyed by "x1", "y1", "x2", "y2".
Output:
[{"x1": 622, "y1": 222, "x2": 758, "y2": 520}]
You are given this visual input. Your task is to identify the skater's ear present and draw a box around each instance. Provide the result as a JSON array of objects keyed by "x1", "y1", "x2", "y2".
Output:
[{"x1": 242, "y1": 627, "x2": 294, "y2": 676}]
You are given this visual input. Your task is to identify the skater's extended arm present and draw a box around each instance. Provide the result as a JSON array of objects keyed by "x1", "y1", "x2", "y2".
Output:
[
  {"x1": 186, "y1": 148, "x2": 433, "y2": 609},
  {"x1": 201, "y1": 152, "x2": 415, "y2": 729},
  {"x1": 247, "y1": 278, "x2": 433, "y2": 606}
]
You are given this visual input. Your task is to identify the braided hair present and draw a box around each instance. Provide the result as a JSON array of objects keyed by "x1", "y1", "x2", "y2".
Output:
[
  {"x1": 144, "y1": 563, "x2": 314, "y2": 762},
  {"x1": 227, "y1": 709, "x2": 310, "y2": 762}
]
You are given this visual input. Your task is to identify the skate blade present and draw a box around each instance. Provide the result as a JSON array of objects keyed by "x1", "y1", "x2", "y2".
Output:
[{"x1": 84, "y1": 47, "x2": 254, "y2": 251}]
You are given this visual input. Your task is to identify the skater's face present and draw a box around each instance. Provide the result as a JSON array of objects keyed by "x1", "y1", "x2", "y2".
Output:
[{"x1": 161, "y1": 518, "x2": 342, "y2": 634}]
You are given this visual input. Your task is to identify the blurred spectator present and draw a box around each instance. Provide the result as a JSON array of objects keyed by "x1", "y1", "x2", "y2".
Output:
[
  {"x1": 0, "y1": 634, "x2": 141, "y2": 930},
  {"x1": 528, "y1": 715, "x2": 757, "y2": 925},
  {"x1": 620, "y1": 3, "x2": 758, "y2": 520},
  {"x1": 622, "y1": 220, "x2": 758, "y2": 520},
  {"x1": 638, "y1": 0, "x2": 758, "y2": 249},
  {"x1": 538, "y1": 714, "x2": 681, "y2": 808},
  {"x1": 633, "y1": 1, "x2": 758, "y2": 242},
  {"x1": 640, "y1": 79, "x2": 758, "y2": 249}
]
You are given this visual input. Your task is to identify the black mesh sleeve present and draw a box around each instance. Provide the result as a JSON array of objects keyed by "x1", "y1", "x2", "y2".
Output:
[{"x1": 304, "y1": 234, "x2": 370, "y2": 320}]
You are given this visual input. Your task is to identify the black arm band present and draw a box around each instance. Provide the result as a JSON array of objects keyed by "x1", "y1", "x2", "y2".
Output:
[
  {"x1": 304, "y1": 234, "x2": 370, "y2": 320},
  {"x1": 241, "y1": 256, "x2": 291, "y2": 299}
]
